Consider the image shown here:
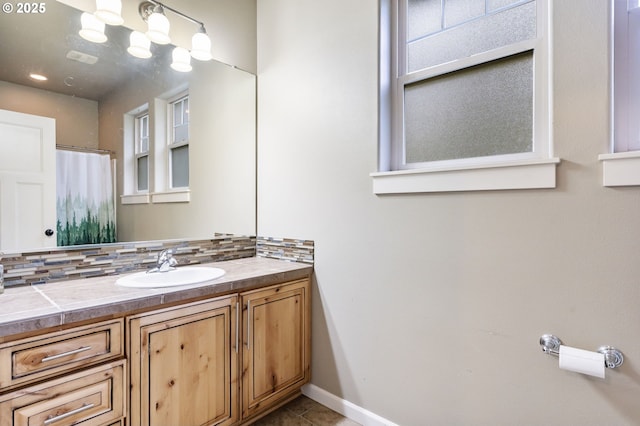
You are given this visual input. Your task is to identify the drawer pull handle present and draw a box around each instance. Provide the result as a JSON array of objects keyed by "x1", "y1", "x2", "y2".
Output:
[
  {"x1": 44, "y1": 403, "x2": 95, "y2": 424},
  {"x1": 41, "y1": 346, "x2": 92, "y2": 363}
]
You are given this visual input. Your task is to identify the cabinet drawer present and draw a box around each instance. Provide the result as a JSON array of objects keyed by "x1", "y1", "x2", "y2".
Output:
[
  {"x1": 0, "y1": 359, "x2": 125, "y2": 426},
  {"x1": 0, "y1": 319, "x2": 124, "y2": 391}
]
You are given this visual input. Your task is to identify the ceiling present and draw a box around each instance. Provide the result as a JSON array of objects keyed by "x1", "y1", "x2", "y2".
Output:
[{"x1": 0, "y1": 1, "x2": 174, "y2": 101}]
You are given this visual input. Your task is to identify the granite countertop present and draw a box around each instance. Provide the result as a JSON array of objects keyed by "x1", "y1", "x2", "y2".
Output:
[{"x1": 0, "y1": 257, "x2": 312, "y2": 340}]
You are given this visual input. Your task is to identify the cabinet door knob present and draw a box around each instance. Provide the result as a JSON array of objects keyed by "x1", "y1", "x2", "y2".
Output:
[{"x1": 45, "y1": 229, "x2": 54, "y2": 237}]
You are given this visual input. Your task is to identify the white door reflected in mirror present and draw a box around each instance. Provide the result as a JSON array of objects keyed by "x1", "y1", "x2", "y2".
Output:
[{"x1": 0, "y1": 109, "x2": 56, "y2": 251}]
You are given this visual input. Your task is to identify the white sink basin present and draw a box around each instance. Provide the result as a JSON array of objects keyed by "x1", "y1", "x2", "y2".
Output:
[{"x1": 116, "y1": 266, "x2": 225, "y2": 288}]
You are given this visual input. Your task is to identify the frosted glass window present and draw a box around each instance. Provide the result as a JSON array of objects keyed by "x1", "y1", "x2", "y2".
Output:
[
  {"x1": 407, "y1": 0, "x2": 442, "y2": 41},
  {"x1": 170, "y1": 145, "x2": 189, "y2": 188},
  {"x1": 137, "y1": 155, "x2": 148, "y2": 191},
  {"x1": 443, "y1": 0, "x2": 485, "y2": 27},
  {"x1": 384, "y1": 0, "x2": 549, "y2": 172},
  {"x1": 174, "y1": 123, "x2": 188, "y2": 143},
  {"x1": 379, "y1": 0, "x2": 551, "y2": 191},
  {"x1": 613, "y1": 0, "x2": 640, "y2": 152},
  {"x1": 404, "y1": 52, "x2": 533, "y2": 163},
  {"x1": 487, "y1": 0, "x2": 525, "y2": 11},
  {"x1": 408, "y1": 1, "x2": 536, "y2": 72}
]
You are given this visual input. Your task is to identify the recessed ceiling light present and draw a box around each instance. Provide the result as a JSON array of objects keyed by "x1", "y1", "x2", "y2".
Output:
[{"x1": 29, "y1": 73, "x2": 48, "y2": 81}]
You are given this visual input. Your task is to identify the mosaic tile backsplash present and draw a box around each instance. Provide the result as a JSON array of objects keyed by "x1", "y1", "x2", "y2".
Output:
[
  {"x1": 257, "y1": 237, "x2": 315, "y2": 264},
  {"x1": 1, "y1": 235, "x2": 314, "y2": 289}
]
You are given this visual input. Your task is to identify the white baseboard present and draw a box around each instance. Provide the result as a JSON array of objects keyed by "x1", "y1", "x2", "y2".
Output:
[{"x1": 301, "y1": 384, "x2": 399, "y2": 426}]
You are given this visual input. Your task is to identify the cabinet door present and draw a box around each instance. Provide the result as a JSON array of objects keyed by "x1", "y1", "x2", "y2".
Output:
[
  {"x1": 241, "y1": 279, "x2": 310, "y2": 419},
  {"x1": 128, "y1": 296, "x2": 239, "y2": 426}
]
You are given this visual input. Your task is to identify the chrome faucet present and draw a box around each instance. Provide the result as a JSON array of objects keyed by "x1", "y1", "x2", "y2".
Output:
[{"x1": 150, "y1": 249, "x2": 178, "y2": 273}]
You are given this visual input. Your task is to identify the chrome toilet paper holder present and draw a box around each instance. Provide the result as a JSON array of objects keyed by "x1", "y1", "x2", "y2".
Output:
[{"x1": 539, "y1": 334, "x2": 624, "y2": 369}]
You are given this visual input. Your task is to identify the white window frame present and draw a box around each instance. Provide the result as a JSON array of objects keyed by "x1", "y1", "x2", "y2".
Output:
[
  {"x1": 372, "y1": 0, "x2": 559, "y2": 194},
  {"x1": 168, "y1": 94, "x2": 189, "y2": 189},
  {"x1": 150, "y1": 90, "x2": 190, "y2": 203},
  {"x1": 122, "y1": 103, "x2": 151, "y2": 205},
  {"x1": 599, "y1": 0, "x2": 640, "y2": 186},
  {"x1": 121, "y1": 87, "x2": 191, "y2": 205}
]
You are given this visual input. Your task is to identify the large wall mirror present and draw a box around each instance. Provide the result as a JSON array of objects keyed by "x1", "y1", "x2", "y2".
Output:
[{"x1": 0, "y1": 0, "x2": 257, "y2": 253}]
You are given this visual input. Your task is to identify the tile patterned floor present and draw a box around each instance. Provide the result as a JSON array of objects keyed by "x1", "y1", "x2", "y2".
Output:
[{"x1": 252, "y1": 395, "x2": 361, "y2": 426}]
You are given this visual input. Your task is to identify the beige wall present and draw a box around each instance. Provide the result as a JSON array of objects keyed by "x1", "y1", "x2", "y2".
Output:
[
  {"x1": 0, "y1": 81, "x2": 98, "y2": 148},
  {"x1": 257, "y1": 1, "x2": 640, "y2": 424}
]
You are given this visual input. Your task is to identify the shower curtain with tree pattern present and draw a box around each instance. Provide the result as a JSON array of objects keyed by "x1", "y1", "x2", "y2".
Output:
[{"x1": 56, "y1": 150, "x2": 116, "y2": 246}]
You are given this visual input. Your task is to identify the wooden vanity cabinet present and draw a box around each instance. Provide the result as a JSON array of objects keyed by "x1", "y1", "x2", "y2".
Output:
[
  {"x1": 0, "y1": 274, "x2": 310, "y2": 426},
  {"x1": 127, "y1": 295, "x2": 239, "y2": 426},
  {"x1": 240, "y1": 278, "x2": 311, "y2": 422},
  {"x1": 127, "y1": 277, "x2": 311, "y2": 426}
]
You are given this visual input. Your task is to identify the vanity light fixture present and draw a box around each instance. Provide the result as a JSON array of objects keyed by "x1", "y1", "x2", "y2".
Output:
[
  {"x1": 94, "y1": 0, "x2": 124, "y2": 26},
  {"x1": 137, "y1": 1, "x2": 213, "y2": 64},
  {"x1": 79, "y1": 12, "x2": 107, "y2": 43},
  {"x1": 77, "y1": 0, "x2": 213, "y2": 70}
]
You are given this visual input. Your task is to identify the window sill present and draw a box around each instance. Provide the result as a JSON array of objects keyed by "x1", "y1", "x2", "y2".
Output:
[
  {"x1": 599, "y1": 152, "x2": 640, "y2": 187},
  {"x1": 371, "y1": 158, "x2": 560, "y2": 194},
  {"x1": 121, "y1": 190, "x2": 190, "y2": 204},
  {"x1": 151, "y1": 190, "x2": 190, "y2": 203},
  {"x1": 121, "y1": 194, "x2": 150, "y2": 205}
]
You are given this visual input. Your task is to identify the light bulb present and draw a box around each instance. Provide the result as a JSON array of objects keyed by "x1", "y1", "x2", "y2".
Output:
[
  {"x1": 191, "y1": 31, "x2": 212, "y2": 61},
  {"x1": 146, "y1": 11, "x2": 171, "y2": 45},
  {"x1": 95, "y1": 0, "x2": 124, "y2": 26},
  {"x1": 79, "y1": 12, "x2": 107, "y2": 43},
  {"x1": 127, "y1": 31, "x2": 152, "y2": 59},
  {"x1": 171, "y1": 47, "x2": 192, "y2": 72}
]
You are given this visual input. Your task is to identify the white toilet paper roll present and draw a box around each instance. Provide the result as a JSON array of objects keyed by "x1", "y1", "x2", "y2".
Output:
[{"x1": 558, "y1": 345, "x2": 605, "y2": 378}]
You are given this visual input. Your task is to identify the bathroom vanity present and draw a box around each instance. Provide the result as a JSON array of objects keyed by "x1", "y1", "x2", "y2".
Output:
[{"x1": 0, "y1": 257, "x2": 311, "y2": 426}]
